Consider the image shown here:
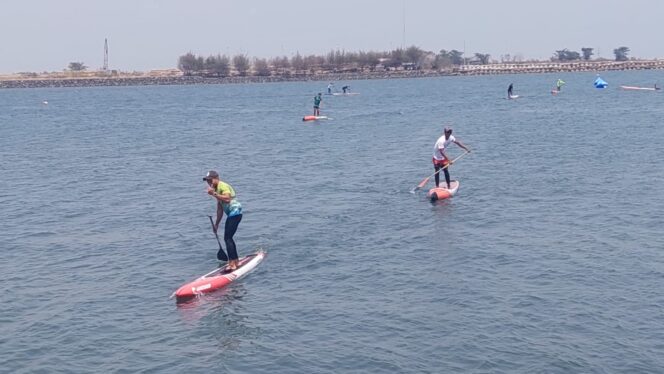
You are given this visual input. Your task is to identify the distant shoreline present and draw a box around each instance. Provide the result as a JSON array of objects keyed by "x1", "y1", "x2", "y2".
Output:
[{"x1": 1, "y1": 60, "x2": 662, "y2": 89}]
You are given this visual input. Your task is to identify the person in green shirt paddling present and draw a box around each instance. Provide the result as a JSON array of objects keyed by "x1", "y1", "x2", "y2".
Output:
[
  {"x1": 313, "y1": 93, "x2": 322, "y2": 116},
  {"x1": 203, "y1": 170, "x2": 243, "y2": 270},
  {"x1": 556, "y1": 78, "x2": 566, "y2": 92}
]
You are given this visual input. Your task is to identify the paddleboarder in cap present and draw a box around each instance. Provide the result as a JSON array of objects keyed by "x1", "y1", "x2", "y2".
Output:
[
  {"x1": 432, "y1": 127, "x2": 471, "y2": 189},
  {"x1": 313, "y1": 93, "x2": 322, "y2": 116},
  {"x1": 203, "y1": 170, "x2": 243, "y2": 270}
]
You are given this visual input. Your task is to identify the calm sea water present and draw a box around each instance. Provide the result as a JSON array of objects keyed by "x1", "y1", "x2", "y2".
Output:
[{"x1": 1, "y1": 71, "x2": 663, "y2": 373}]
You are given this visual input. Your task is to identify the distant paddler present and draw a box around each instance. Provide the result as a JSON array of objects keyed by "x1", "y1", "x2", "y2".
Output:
[
  {"x1": 342, "y1": 85, "x2": 350, "y2": 93},
  {"x1": 507, "y1": 83, "x2": 514, "y2": 99},
  {"x1": 313, "y1": 93, "x2": 322, "y2": 116},
  {"x1": 327, "y1": 82, "x2": 334, "y2": 95},
  {"x1": 432, "y1": 127, "x2": 471, "y2": 189},
  {"x1": 556, "y1": 78, "x2": 566, "y2": 92}
]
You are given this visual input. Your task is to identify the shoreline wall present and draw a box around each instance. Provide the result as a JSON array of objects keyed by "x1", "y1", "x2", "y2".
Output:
[{"x1": 1, "y1": 60, "x2": 663, "y2": 89}]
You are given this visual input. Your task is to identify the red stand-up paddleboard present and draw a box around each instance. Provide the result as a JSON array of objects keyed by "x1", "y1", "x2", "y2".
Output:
[
  {"x1": 427, "y1": 180, "x2": 460, "y2": 202},
  {"x1": 173, "y1": 251, "x2": 266, "y2": 303},
  {"x1": 302, "y1": 115, "x2": 328, "y2": 121}
]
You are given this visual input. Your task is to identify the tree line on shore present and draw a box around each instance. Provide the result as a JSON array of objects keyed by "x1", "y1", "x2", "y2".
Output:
[
  {"x1": 177, "y1": 46, "x2": 499, "y2": 77},
  {"x1": 177, "y1": 46, "x2": 442, "y2": 77},
  {"x1": 58, "y1": 45, "x2": 633, "y2": 75},
  {"x1": 175, "y1": 45, "x2": 634, "y2": 77},
  {"x1": 554, "y1": 46, "x2": 630, "y2": 61}
]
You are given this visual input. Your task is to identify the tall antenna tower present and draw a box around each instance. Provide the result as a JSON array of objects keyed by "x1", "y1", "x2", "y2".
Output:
[
  {"x1": 103, "y1": 38, "x2": 109, "y2": 71},
  {"x1": 402, "y1": 1, "x2": 406, "y2": 49}
]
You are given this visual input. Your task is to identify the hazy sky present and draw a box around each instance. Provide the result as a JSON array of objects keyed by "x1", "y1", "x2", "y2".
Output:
[{"x1": 0, "y1": 0, "x2": 661, "y2": 73}]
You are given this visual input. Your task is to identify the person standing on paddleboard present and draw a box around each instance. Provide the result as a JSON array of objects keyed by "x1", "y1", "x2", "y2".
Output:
[
  {"x1": 203, "y1": 170, "x2": 243, "y2": 270},
  {"x1": 507, "y1": 83, "x2": 514, "y2": 98},
  {"x1": 432, "y1": 127, "x2": 471, "y2": 189},
  {"x1": 313, "y1": 93, "x2": 322, "y2": 116}
]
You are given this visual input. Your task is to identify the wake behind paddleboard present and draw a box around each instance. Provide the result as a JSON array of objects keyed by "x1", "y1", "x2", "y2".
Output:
[
  {"x1": 173, "y1": 251, "x2": 266, "y2": 303},
  {"x1": 303, "y1": 115, "x2": 329, "y2": 121},
  {"x1": 427, "y1": 180, "x2": 460, "y2": 202}
]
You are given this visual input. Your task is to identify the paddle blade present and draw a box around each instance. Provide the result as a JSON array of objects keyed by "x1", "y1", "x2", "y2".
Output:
[
  {"x1": 410, "y1": 176, "x2": 430, "y2": 193},
  {"x1": 416, "y1": 176, "x2": 430, "y2": 190},
  {"x1": 217, "y1": 248, "x2": 228, "y2": 262}
]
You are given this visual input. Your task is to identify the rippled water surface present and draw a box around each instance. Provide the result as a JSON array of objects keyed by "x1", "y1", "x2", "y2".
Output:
[{"x1": 1, "y1": 71, "x2": 663, "y2": 373}]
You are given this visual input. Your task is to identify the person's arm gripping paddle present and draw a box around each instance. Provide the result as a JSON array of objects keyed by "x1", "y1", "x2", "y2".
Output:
[
  {"x1": 450, "y1": 139, "x2": 471, "y2": 164},
  {"x1": 412, "y1": 151, "x2": 469, "y2": 192},
  {"x1": 439, "y1": 146, "x2": 451, "y2": 165},
  {"x1": 207, "y1": 187, "x2": 232, "y2": 229}
]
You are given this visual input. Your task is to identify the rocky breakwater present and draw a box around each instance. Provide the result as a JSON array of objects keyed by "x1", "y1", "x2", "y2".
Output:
[
  {"x1": 2, "y1": 60, "x2": 663, "y2": 89},
  {"x1": 0, "y1": 69, "x2": 445, "y2": 89},
  {"x1": 455, "y1": 59, "x2": 664, "y2": 75}
]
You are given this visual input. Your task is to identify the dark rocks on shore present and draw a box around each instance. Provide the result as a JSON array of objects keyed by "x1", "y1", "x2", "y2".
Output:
[
  {"x1": 2, "y1": 60, "x2": 663, "y2": 89},
  {"x1": 0, "y1": 70, "x2": 444, "y2": 89}
]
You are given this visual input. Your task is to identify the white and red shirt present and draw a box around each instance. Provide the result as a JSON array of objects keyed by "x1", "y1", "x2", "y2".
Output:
[{"x1": 432, "y1": 135, "x2": 456, "y2": 160}]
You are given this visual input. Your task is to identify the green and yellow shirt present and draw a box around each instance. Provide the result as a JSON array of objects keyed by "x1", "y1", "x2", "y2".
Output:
[{"x1": 216, "y1": 181, "x2": 242, "y2": 217}]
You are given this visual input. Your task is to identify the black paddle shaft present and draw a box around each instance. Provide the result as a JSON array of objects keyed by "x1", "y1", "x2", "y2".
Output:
[{"x1": 208, "y1": 215, "x2": 228, "y2": 261}]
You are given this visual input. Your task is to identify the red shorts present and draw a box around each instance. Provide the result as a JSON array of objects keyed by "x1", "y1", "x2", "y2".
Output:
[{"x1": 432, "y1": 158, "x2": 449, "y2": 167}]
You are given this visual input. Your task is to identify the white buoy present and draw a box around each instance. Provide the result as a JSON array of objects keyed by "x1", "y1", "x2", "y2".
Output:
[{"x1": 42, "y1": 100, "x2": 48, "y2": 105}]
